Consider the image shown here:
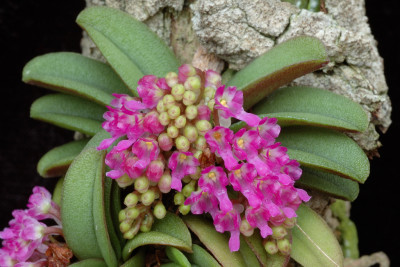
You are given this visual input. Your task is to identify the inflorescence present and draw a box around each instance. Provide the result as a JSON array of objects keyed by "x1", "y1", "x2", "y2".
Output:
[{"x1": 97, "y1": 64, "x2": 310, "y2": 253}]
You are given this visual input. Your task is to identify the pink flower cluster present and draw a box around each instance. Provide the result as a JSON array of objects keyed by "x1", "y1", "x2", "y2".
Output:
[
  {"x1": 97, "y1": 64, "x2": 310, "y2": 252},
  {"x1": 0, "y1": 187, "x2": 62, "y2": 267},
  {"x1": 185, "y1": 118, "x2": 310, "y2": 251}
]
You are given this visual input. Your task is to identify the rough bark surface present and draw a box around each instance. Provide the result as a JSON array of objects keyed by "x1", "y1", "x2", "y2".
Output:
[{"x1": 82, "y1": 0, "x2": 391, "y2": 157}]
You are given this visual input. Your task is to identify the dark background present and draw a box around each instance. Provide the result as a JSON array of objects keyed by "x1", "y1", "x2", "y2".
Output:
[{"x1": 1, "y1": 0, "x2": 399, "y2": 265}]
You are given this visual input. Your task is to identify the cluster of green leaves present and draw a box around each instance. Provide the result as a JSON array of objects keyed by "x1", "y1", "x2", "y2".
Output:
[{"x1": 23, "y1": 6, "x2": 369, "y2": 267}]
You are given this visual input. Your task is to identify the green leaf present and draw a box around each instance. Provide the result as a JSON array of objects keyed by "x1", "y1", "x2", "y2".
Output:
[
  {"x1": 291, "y1": 204, "x2": 344, "y2": 267},
  {"x1": 110, "y1": 180, "x2": 125, "y2": 247},
  {"x1": 297, "y1": 167, "x2": 359, "y2": 201},
  {"x1": 239, "y1": 236, "x2": 261, "y2": 267},
  {"x1": 243, "y1": 230, "x2": 289, "y2": 267},
  {"x1": 76, "y1": 6, "x2": 180, "y2": 94},
  {"x1": 184, "y1": 244, "x2": 221, "y2": 267},
  {"x1": 92, "y1": 157, "x2": 118, "y2": 267},
  {"x1": 278, "y1": 126, "x2": 369, "y2": 183},
  {"x1": 227, "y1": 36, "x2": 328, "y2": 109},
  {"x1": 69, "y1": 259, "x2": 107, "y2": 267},
  {"x1": 122, "y1": 212, "x2": 192, "y2": 261},
  {"x1": 165, "y1": 246, "x2": 191, "y2": 267},
  {"x1": 62, "y1": 148, "x2": 105, "y2": 259},
  {"x1": 120, "y1": 248, "x2": 146, "y2": 267},
  {"x1": 52, "y1": 177, "x2": 64, "y2": 206},
  {"x1": 22, "y1": 52, "x2": 130, "y2": 105},
  {"x1": 183, "y1": 215, "x2": 247, "y2": 267},
  {"x1": 30, "y1": 94, "x2": 105, "y2": 136},
  {"x1": 252, "y1": 86, "x2": 368, "y2": 132},
  {"x1": 37, "y1": 139, "x2": 89, "y2": 178}
]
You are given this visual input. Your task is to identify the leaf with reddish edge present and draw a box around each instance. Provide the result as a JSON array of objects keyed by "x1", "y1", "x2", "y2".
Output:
[
  {"x1": 291, "y1": 204, "x2": 344, "y2": 267},
  {"x1": 37, "y1": 139, "x2": 89, "y2": 178},
  {"x1": 239, "y1": 235, "x2": 261, "y2": 267},
  {"x1": 226, "y1": 36, "x2": 328, "y2": 110},
  {"x1": 183, "y1": 215, "x2": 247, "y2": 267},
  {"x1": 184, "y1": 244, "x2": 221, "y2": 267},
  {"x1": 243, "y1": 230, "x2": 290, "y2": 267}
]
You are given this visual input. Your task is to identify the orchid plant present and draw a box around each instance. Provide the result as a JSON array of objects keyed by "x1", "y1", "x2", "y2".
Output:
[{"x1": 1, "y1": 6, "x2": 370, "y2": 267}]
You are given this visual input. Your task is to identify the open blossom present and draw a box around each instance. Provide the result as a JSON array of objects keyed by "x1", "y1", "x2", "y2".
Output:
[
  {"x1": 97, "y1": 64, "x2": 310, "y2": 252},
  {"x1": 0, "y1": 187, "x2": 67, "y2": 266}
]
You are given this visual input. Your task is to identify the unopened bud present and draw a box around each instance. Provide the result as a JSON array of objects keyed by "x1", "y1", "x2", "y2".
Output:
[
  {"x1": 167, "y1": 125, "x2": 179, "y2": 139},
  {"x1": 140, "y1": 213, "x2": 154, "y2": 232},
  {"x1": 190, "y1": 166, "x2": 201, "y2": 180},
  {"x1": 193, "y1": 150, "x2": 203, "y2": 159},
  {"x1": 153, "y1": 202, "x2": 167, "y2": 219},
  {"x1": 183, "y1": 125, "x2": 198, "y2": 142},
  {"x1": 185, "y1": 105, "x2": 198, "y2": 120},
  {"x1": 183, "y1": 90, "x2": 196, "y2": 106},
  {"x1": 118, "y1": 210, "x2": 126, "y2": 222},
  {"x1": 125, "y1": 207, "x2": 141, "y2": 220},
  {"x1": 195, "y1": 136, "x2": 207, "y2": 150},
  {"x1": 175, "y1": 115, "x2": 187, "y2": 129},
  {"x1": 283, "y1": 217, "x2": 296, "y2": 229},
  {"x1": 264, "y1": 240, "x2": 278, "y2": 255},
  {"x1": 175, "y1": 136, "x2": 190, "y2": 152},
  {"x1": 207, "y1": 99, "x2": 215, "y2": 111},
  {"x1": 272, "y1": 226, "x2": 287, "y2": 240},
  {"x1": 277, "y1": 238, "x2": 291, "y2": 255},
  {"x1": 158, "y1": 133, "x2": 173, "y2": 151},
  {"x1": 157, "y1": 100, "x2": 166, "y2": 113},
  {"x1": 174, "y1": 192, "x2": 185, "y2": 205},
  {"x1": 123, "y1": 221, "x2": 141, "y2": 239},
  {"x1": 158, "y1": 112, "x2": 170, "y2": 126},
  {"x1": 165, "y1": 72, "x2": 178, "y2": 87},
  {"x1": 120, "y1": 219, "x2": 133, "y2": 233},
  {"x1": 240, "y1": 219, "x2": 254, "y2": 237},
  {"x1": 195, "y1": 120, "x2": 212, "y2": 135},
  {"x1": 168, "y1": 105, "x2": 181, "y2": 119},
  {"x1": 184, "y1": 76, "x2": 201, "y2": 92},
  {"x1": 141, "y1": 189, "x2": 156, "y2": 206},
  {"x1": 179, "y1": 204, "x2": 191, "y2": 215},
  {"x1": 163, "y1": 94, "x2": 176, "y2": 109},
  {"x1": 204, "y1": 86, "x2": 216, "y2": 101},
  {"x1": 158, "y1": 171, "x2": 172, "y2": 193},
  {"x1": 124, "y1": 192, "x2": 139, "y2": 207},
  {"x1": 182, "y1": 181, "x2": 196, "y2": 197},
  {"x1": 146, "y1": 160, "x2": 164, "y2": 182},
  {"x1": 171, "y1": 84, "x2": 185, "y2": 101},
  {"x1": 116, "y1": 174, "x2": 134, "y2": 188},
  {"x1": 134, "y1": 176, "x2": 150, "y2": 193}
]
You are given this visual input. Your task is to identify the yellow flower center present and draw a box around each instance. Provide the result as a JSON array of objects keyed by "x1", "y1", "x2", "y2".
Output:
[
  {"x1": 213, "y1": 132, "x2": 222, "y2": 141},
  {"x1": 145, "y1": 141, "x2": 153, "y2": 150},
  {"x1": 179, "y1": 154, "x2": 187, "y2": 161},
  {"x1": 237, "y1": 138, "x2": 245, "y2": 148},
  {"x1": 220, "y1": 99, "x2": 228, "y2": 107},
  {"x1": 208, "y1": 172, "x2": 216, "y2": 181}
]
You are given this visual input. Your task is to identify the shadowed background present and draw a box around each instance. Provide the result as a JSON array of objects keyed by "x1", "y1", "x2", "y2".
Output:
[{"x1": 1, "y1": 0, "x2": 399, "y2": 265}]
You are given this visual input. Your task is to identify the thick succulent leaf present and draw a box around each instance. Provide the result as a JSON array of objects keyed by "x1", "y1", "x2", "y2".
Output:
[
  {"x1": 30, "y1": 94, "x2": 105, "y2": 136},
  {"x1": 122, "y1": 212, "x2": 192, "y2": 261},
  {"x1": 278, "y1": 126, "x2": 369, "y2": 183},
  {"x1": 37, "y1": 139, "x2": 89, "y2": 178},
  {"x1": 184, "y1": 244, "x2": 221, "y2": 267},
  {"x1": 252, "y1": 86, "x2": 368, "y2": 132},
  {"x1": 239, "y1": 236, "x2": 261, "y2": 267},
  {"x1": 243, "y1": 230, "x2": 289, "y2": 267},
  {"x1": 297, "y1": 167, "x2": 359, "y2": 201},
  {"x1": 291, "y1": 204, "x2": 344, "y2": 267},
  {"x1": 62, "y1": 148, "x2": 105, "y2": 259},
  {"x1": 227, "y1": 36, "x2": 328, "y2": 109},
  {"x1": 183, "y1": 215, "x2": 247, "y2": 267},
  {"x1": 92, "y1": 159, "x2": 118, "y2": 267},
  {"x1": 52, "y1": 177, "x2": 64, "y2": 206},
  {"x1": 165, "y1": 246, "x2": 191, "y2": 267},
  {"x1": 76, "y1": 6, "x2": 180, "y2": 94},
  {"x1": 120, "y1": 248, "x2": 146, "y2": 267},
  {"x1": 69, "y1": 259, "x2": 107, "y2": 267},
  {"x1": 22, "y1": 52, "x2": 130, "y2": 105},
  {"x1": 110, "y1": 180, "x2": 125, "y2": 246}
]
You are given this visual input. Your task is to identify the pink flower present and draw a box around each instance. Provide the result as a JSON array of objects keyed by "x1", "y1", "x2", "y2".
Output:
[
  {"x1": 168, "y1": 152, "x2": 199, "y2": 191},
  {"x1": 245, "y1": 203, "x2": 280, "y2": 238},
  {"x1": 205, "y1": 127, "x2": 238, "y2": 170},
  {"x1": 131, "y1": 138, "x2": 160, "y2": 171},
  {"x1": 204, "y1": 70, "x2": 222, "y2": 89},
  {"x1": 137, "y1": 75, "x2": 170, "y2": 108},
  {"x1": 184, "y1": 191, "x2": 219, "y2": 217},
  {"x1": 257, "y1": 117, "x2": 280, "y2": 146},
  {"x1": 229, "y1": 164, "x2": 261, "y2": 208},
  {"x1": 199, "y1": 167, "x2": 232, "y2": 212},
  {"x1": 27, "y1": 187, "x2": 59, "y2": 221},
  {"x1": 143, "y1": 111, "x2": 165, "y2": 134},
  {"x1": 214, "y1": 86, "x2": 260, "y2": 127},
  {"x1": 213, "y1": 204, "x2": 243, "y2": 251},
  {"x1": 178, "y1": 64, "x2": 197, "y2": 83}
]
